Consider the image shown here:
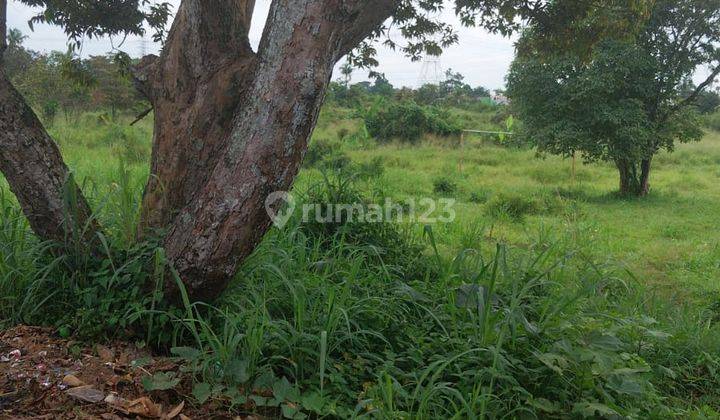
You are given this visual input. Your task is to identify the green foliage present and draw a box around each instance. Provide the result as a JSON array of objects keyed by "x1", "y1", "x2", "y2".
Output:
[
  {"x1": 303, "y1": 138, "x2": 338, "y2": 168},
  {"x1": 509, "y1": 40, "x2": 703, "y2": 164},
  {"x1": 433, "y1": 176, "x2": 458, "y2": 195},
  {"x1": 2, "y1": 110, "x2": 720, "y2": 417},
  {"x1": 297, "y1": 175, "x2": 431, "y2": 279},
  {"x1": 20, "y1": 0, "x2": 172, "y2": 47},
  {"x1": 485, "y1": 192, "x2": 538, "y2": 221},
  {"x1": 8, "y1": 40, "x2": 145, "y2": 120},
  {"x1": 41, "y1": 100, "x2": 59, "y2": 125},
  {"x1": 364, "y1": 100, "x2": 461, "y2": 142},
  {"x1": 508, "y1": 0, "x2": 720, "y2": 195}
]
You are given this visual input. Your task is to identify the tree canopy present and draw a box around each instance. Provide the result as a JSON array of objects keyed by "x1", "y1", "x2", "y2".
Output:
[{"x1": 507, "y1": 0, "x2": 720, "y2": 196}]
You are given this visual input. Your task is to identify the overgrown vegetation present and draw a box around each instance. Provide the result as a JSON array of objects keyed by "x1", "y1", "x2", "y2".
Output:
[
  {"x1": 3, "y1": 26, "x2": 720, "y2": 417},
  {"x1": 2, "y1": 102, "x2": 720, "y2": 416},
  {"x1": 364, "y1": 100, "x2": 461, "y2": 143}
]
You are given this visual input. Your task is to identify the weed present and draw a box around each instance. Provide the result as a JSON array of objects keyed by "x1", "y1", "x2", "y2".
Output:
[
  {"x1": 433, "y1": 176, "x2": 459, "y2": 195},
  {"x1": 485, "y1": 192, "x2": 538, "y2": 221}
]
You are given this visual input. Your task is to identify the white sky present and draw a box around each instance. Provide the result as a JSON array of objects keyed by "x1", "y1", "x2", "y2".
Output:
[
  {"x1": 6, "y1": 0, "x2": 516, "y2": 90},
  {"x1": 5, "y1": 0, "x2": 714, "y2": 90}
]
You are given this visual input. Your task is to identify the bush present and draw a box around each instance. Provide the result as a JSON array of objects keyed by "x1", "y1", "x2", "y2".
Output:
[
  {"x1": 41, "y1": 100, "x2": 59, "y2": 125},
  {"x1": 433, "y1": 176, "x2": 458, "y2": 195},
  {"x1": 468, "y1": 190, "x2": 491, "y2": 204},
  {"x1": 364, "y1": 100, "x2": 461, "y2": 142},
  {"x1": 485, "y1": 192, "x2": 538, "y2": 221},
  {"x1": 298, "y1": 175, "x2": 431, "y2": 279}
]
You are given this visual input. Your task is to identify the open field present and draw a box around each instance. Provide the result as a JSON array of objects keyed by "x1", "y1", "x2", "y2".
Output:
[{"x1": 2, "y1": 109, "x2": 720, "y2": 417}]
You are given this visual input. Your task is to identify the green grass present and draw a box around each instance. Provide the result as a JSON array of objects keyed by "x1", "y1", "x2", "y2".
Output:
[
  {"x1": 1, "y1": 108, "x2": 720, "y2": 417},
  {"x1": 346, "y1": 130, "x2": 720, "y2": 298}
]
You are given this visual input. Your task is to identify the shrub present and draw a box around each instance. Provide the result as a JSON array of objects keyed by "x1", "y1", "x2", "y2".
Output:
[
  {"x1": 468, "y1": 190, "x2": 491, "y2": 204},
  {"x1": 41, "y1": 100, "x2": 59, "y2": 125},
  {"x1": 485, "y1": 192, "x2": 538, "y2": 221},
  {"x1": 433, "y1": 176, "x2": 458, "y2": 195},
  {"x1": 364, "y1": 100, "x2": 461, "y2": 142},
  {"x1": 298, "y1": 175, "x2": 431, "y2": 279},
  {"x1": 321, "y1": 152, "x2": 352, "y2": 171}
]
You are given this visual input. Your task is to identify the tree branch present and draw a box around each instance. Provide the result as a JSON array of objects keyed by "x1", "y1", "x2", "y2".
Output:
[
  {"x1": 671, "y1": 63, "x2": 720, "y2": 113},
  {"x1": 0, "y1": 71, "x2": 99, "y2": 247},
  {"x1": 0, "y1": 0, "x2": 7, "y2": 58},
  {"x1": 163, "y1": 0, "x2": 256, "y2": 81},
  {"x1": 130, "y1": 107, "x2": 153, "y2": 126},
  {"x1": 336, "y1": 0, "x2": 399, "y2": 60},
  {"x1": 130, "y1": 54, "x2": 159, "y2": 101}
]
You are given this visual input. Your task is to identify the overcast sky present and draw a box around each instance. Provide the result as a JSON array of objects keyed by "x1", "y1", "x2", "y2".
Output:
[
  {"x1": 5, "y1": 0, "x2": 714, "y2": 90},
  {"x1": 6, "y1": 0, "x2": 516, "y2": 90}
]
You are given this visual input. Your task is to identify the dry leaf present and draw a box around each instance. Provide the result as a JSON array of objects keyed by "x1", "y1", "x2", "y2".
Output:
[
  {"x1": 63, "y1": 374, "x2": 85, "y2": 387},
  {"x1": 65, "y1": 385, "x2": 106, "y2": 404},
  {"x1": 96, "y1": 345, "x2": 115, "y2": 363},
  {"x1": 164, "y1": 400, "x2": 185, "y2": 419},
  {"x1": 127, "y1": 396, "x2": 163, "y2": 418}
]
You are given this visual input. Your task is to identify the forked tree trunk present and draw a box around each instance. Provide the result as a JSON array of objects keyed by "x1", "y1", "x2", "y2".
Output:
[
  {"x1": 616, "y1": 158, "x2": 651, "y2": 197},
  {"x1": 0, "y1": 0, "x2": 97, "y2": 247},
  {"x1": 139, "y1": 0, "x2": 397, "y2": 300},
  {"x1": 0, "y1": 0, "x2": 397, "y2": 301}
]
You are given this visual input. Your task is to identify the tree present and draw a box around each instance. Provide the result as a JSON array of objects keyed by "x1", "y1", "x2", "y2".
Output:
[
  {"x1": 508, "y1": 0, "x2": 720, "y2": 196},
  {"x1": 86, "y1": 54, "x2": 143, "y2": 119},
  {"x1": 339, "y1": 61, "x2": 353, "y2": 87},
  {"x1": 369, "y1": 73, "x2": 395, "y2": 97},
  {"x1": 0, "y1": 0, "x2": 563, "y2": 301},
  {"x1": 2, "y1": 28, "x2": 33, "y2": 79}
]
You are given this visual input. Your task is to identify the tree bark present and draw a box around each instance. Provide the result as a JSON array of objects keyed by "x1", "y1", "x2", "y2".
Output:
[
  {"x1": 136, "y1": 0, "x2": 398, "y2": 300},
  {"x1": 137, "y1": 0, "x2": 259, "y2": 232},
  {"x1": 0, "y1": 0, "x2": 396, "y2": 300},
  {"x1": 616, "y1": 158, "x2": 651, "y2": 197},
  {"x1": 0, "y1": 0, "x2": 6, "y2": 56},
  {"x1": 0, "y1": 0, "x2": 97, "y2": 247},
  {"x1": 0, "y1": 71, "x2": 98, "y2": 246},
  {"x1": 638, "y1": 158, "x2": 651, "y2": 196}
]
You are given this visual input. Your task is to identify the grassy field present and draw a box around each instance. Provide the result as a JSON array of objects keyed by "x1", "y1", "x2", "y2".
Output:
[
  {"x1": 2, "y1": 108, "x2": 720, "y2": 417},
  {"x1": 314, "y1": 108, "x2": 720, "y2": 299}
]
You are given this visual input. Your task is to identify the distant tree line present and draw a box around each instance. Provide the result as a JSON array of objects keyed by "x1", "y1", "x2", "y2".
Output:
[
  {"x1": 327, "y1": 67, "x2": 496, "y2": 112},
  {"x1": 2, "y1": 29, "x2": 144, "y2": 124}
]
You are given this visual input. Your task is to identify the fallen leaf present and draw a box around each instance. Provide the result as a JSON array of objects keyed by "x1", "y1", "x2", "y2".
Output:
[
  {"x1": 66, "y1": 385, "x2": 106, "y2": 404},
  {"x1": 96, "y1": 345, "x2": 115, "y2": 363},
  {"x1": 63, "y1": 374, "x2": 85, "y2": 388},
  {"x1": 164, "y1": 400, "x2": 185, "y2": 419},
  {"x1": 127, "y1": 396, "x2": 163, "y2": 418}
]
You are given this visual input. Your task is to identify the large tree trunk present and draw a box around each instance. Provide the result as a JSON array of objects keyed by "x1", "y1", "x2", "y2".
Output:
[
  {"x1": 136, "y1": 0, "x2": 397, "y2": 301},
  {"x1": 0, "y1": 0, "x2": 396, "y2": 301},
  {"x1": 616, "y1": 158, "x2": 651, "y2": 197},
  {"x1": 0, "y1": 0, "x2": 97, "y2": 247}
]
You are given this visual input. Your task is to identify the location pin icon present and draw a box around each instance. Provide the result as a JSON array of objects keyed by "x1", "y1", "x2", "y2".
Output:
[{"x1": 265, "y1": 191, "x2": 296, "y2": 229}]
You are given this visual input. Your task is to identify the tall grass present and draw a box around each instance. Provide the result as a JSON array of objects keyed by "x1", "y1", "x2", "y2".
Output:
[{"x1": 1, "y1": 111, "x2": 720, "y2": 417}]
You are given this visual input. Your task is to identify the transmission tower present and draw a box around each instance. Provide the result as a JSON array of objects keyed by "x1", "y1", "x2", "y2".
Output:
[
  {"x1": 416, "y1": 9, "x2": 445, "y2": 87},
  {"x1": 139, "y1": 35, "x2": 148, "y2": 57},
  {"x1": 418, "y1": 57, "x2": 444, "y2": 86}
]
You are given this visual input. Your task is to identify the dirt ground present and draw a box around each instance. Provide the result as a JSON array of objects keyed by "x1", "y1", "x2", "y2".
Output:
[{"x1": 0, "y1": 326, "x2": 247, "y2": 419}]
